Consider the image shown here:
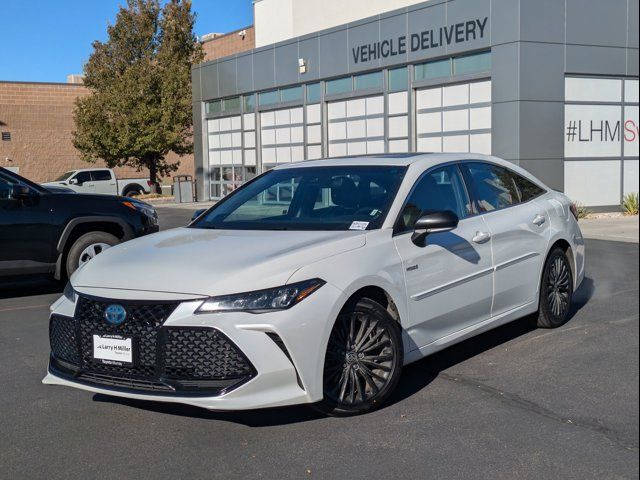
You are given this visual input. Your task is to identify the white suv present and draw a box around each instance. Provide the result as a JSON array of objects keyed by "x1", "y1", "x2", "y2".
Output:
[{"x1": 45, "y1": 154, "x2": 585, "y2": 415}]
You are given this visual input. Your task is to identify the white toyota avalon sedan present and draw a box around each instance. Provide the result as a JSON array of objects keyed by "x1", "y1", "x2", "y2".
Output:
[{"x1": 44, "y1": 154, "x2": 585, "y2": 415}]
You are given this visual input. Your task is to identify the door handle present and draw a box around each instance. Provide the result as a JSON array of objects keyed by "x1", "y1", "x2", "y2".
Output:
[
  {"x1": 533, "y1": 214, "x2": 546, "y2": 226},
  {"x1": 472, "y1": 231, "x2": 491, "y2": 244}
]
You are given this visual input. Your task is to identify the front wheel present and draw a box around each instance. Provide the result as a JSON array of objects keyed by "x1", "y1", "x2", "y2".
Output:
[
  {"x1": 535, "y1": 247, "x2": 574, "y2": 328},
  {"x1": 316, "y1": 297, "x2": 403, "y2": 416},
  {"x1": 65, "y1": 231, "x2": 120, "y2": 277}
]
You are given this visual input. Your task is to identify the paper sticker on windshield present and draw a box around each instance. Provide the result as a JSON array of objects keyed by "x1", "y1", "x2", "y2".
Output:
[
  {"x1": 370, "y1": 209, "x2": 382, "y2": 218},
  {"x1": 349, "y1": 221, "x2": 369, "y2": 230}
]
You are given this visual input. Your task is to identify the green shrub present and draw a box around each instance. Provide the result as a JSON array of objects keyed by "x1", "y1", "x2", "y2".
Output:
[
  {"x1": 571, "y1": 201, "x2": 592, "y2": 219},
  {"x1": 621, "y1": 193, "x2": 639, "y2": 216}
]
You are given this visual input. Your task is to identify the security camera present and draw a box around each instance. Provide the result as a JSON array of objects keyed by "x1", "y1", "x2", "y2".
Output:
[{"x1": 238, "y1": 29, "x2": 247, "y2": 39}]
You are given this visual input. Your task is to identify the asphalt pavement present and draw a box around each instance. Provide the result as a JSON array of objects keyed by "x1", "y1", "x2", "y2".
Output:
[{"x1": 0, "y1": 207, "x2": 638, "y2": 479}]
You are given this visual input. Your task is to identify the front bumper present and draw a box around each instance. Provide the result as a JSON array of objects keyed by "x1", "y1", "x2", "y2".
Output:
[{"x1": 43, "y1": 283, "x2": 346, "y2": 410}]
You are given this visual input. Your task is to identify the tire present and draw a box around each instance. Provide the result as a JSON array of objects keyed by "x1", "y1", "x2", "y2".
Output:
[
  {"x1": 535, "y1": 247, "x2": 574, "y2": 328},
  {"x1": 65, "y1": 231, "x2": 120, "y2": 277},
  {"x1": 123, "y1": 186, "x2": 143, "y2": 197},
  {"x1": 315, "y1": 297, "x2": 403, "y2": 416}
]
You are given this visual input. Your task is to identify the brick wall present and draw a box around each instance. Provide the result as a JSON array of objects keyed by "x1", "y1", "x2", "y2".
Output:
[
  {"x1": 0, "y1": 81, "x2": 194, "y2": 185},
  {"x1": 202, "y1": 26, "x2": 255, "y2": 61}
]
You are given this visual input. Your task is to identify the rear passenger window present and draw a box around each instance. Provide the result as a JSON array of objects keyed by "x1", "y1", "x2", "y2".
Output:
[
  {"x1": 92, "y1": 170, "x2": 112, "y2": 181},
  {"x1": 397, "y1": 165, "x2": 472, "y2": 233},
  {"x1": 465, "y1": 163, "x2": 519, "y2": 212},
  {"x1": 513, "y1": 173, "x2": 545, "y2": 202}
]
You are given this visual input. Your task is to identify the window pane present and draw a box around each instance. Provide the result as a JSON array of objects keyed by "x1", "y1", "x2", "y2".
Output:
[
  {"x1": 194, "y1": 166, "x2": 407, "y2": 231},
  {"x1": 0, "y1": 174, "x2": 15, "y2": 199},
  {"x1": 398, "y1": 165, "x2": 471, "y2": 232},
  {"x1": 243, "y1": 94, "x2": 256, "y2": 112},
  {"x1": 307, "y1": 83, "x2": 321, "y2": 103},
  {"x1": 75, "y1": 172, "x2": 92, "y2": 183},
  {"x1": 222, "y1": 96, "x2": 241, "y2": 112},
  {"x1": 326, "y1": 77, "x2": 352, "y2": 95},
  {"x1": 388, "y1": 67, "x2": 408, "y2": 92},
  {"x1": 92, "y1": 170, "x2": 111, "y2": 181},
  {"x1": 414, "y1": 59, "x2": 451, "y2": 81},
  {"x1": 466, "y1": 162, "x2": 519, "y2": 212},
  {"x1": 453, "y1": 52, "x2": 491, "y2": 76},
  {"x1": 259, "y1": 90, "x2": 279, "y2": 106},
  {"x1": 354, "y1": 71, "x2": 382, "y2": 91},
  {"x1": 513, "y1": 173, "x2": 546, "y2": 201},
  {"x1": 280, "y1": 85, "x2": 303, "y2": 103},
  {"x1": 205, "y1": 100, "x2": 222, "y2": 115}
]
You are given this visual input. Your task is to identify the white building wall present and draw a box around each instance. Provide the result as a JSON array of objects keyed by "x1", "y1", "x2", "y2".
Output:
[{"x1": 254, "y1": 0, "x2": 423, "y2": 47}]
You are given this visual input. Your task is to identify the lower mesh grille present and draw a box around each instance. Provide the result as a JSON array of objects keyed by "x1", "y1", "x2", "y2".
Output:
[{"x1": 49, "y1": 297, "x2": 255, "y2": 396}]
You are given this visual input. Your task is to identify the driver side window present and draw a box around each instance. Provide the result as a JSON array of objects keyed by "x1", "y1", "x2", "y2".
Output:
[
  {"x1": 397, "y1": 165, "x2": 471, "y2": 234},
  {"x1": 74, "y1": 171, "x2": 91, "y2": 184}
]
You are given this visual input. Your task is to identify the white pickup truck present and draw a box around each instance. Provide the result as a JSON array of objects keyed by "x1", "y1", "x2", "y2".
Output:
[{"x1": 42, "y1": 168, "x2": 153, "y2": 197}]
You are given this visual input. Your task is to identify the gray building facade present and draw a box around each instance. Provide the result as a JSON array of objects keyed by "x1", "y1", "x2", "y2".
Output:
[{"x1": 192, "y1": 0, "x2": 639, "y2": 207}]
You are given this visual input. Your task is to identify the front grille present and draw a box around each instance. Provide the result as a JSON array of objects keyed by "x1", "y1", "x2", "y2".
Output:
[{"x1": 49, "y1": 296, "x2": 256, "y2": 396}]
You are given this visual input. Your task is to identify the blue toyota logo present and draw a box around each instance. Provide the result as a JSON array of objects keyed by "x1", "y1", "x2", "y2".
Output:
[{"x1": 104, "y1": 304, "x2": 127, "y2": 326}]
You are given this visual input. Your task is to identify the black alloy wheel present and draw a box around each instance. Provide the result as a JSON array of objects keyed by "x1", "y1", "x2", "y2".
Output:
[
  {"x1": 318, "y1": 297, "x2": 403, "y2": 416},
  {"x1": 536, "y1": 247, "x2": 574, "y2": 328}
]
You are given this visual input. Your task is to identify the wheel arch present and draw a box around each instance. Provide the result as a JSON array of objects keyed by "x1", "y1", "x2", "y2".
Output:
[
  {"x1": 541, "y1": 236, "x2": 577, "y2": 292},
  {"x1": 339, "y1": 284, "x2": 403, "y2": 326},
  {"x1": 55, "y1": 216, "x2": 134, "y2": 279}
]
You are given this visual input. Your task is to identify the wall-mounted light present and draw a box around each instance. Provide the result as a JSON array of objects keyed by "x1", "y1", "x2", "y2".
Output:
[{"x1": 298, "y1": 58, "x2": 307, "y2": 74}]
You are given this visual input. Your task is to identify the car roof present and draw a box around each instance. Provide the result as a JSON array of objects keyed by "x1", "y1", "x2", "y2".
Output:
[
  {"x1": 272, "y1": 153, "x2": 550, "y2": 190},
  {"x1": 273, "y1": 153, "x2": 498, "y2": 169}
]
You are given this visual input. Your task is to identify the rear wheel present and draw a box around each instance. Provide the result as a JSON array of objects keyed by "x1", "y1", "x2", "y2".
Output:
[
  {"x1": 535, "y1": 247, "x2": 574, "y2": 328},
  {"x1": 316, "y1": 298, "x2": 403, "y2": 416},
  {"x1": 65, "y1": 231, "x2": 120, "y2": 277},
  {"x1": 123, "y1": 186, "x2": 143, "y2": 197}
]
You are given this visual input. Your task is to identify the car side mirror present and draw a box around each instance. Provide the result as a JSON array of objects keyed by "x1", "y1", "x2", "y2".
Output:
[
  {"x1": 191, "y1": 209, "x2": 206, "y2": 221},
  {"x1": 69, "y1": 178, "x2": 79, "y2": 185},
  {"x1": 11, "y1": 185, "x2": 34, "y2": 201},
  {"x1": 411, "y1": 210, "x2": 459, "y2": 246}
]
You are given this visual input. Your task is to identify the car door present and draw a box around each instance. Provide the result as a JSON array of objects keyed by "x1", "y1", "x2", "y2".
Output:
[
  {"x1": 68, "y1": 171, "x2": 94, "y2": 193},
  {"x1": 91, "y1": 169, "x2": 117, "y2": 194},
  {"x1": 462, "y1": 162, "x2": 549, "y2": 317},
  {"x1": 393, "y1": 164, "x2": 494, "y2": 349},
  {"x1": 0, "y1": 172, "x2": 55, "y2": 276}
]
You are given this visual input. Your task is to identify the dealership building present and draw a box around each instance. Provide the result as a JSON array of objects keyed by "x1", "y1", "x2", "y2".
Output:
[{"x1": 192, "y1": 0, "x2": 639, "y2": 208}]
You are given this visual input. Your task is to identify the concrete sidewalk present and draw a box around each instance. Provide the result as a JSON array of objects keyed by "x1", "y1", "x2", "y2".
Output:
[{"x1": 579, "y1": 216, "x2": 639, "y2": 243}]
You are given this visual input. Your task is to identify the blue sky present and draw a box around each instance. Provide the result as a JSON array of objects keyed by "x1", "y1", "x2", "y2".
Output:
[{"x1": 0, "y1": 0, "x2": 254, "y2": 83}]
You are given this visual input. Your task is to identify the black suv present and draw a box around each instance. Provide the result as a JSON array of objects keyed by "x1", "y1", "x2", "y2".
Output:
[{"x1": 0, "y1": 167, "x2": 159, "y2": 281}]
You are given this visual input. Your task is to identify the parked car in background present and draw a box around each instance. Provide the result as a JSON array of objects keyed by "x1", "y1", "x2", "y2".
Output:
[
  {"x1": 42, "y1": 168, "x2": 154, "y2": 197},
  {"x1": 45, "y1": 154, "x2": 585, "y2": 416},
  {"x1": 0, "y1": 167, "x2": 159, "y2": 281}
]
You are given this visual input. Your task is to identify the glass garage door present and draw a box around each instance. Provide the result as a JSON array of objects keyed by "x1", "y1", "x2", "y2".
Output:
[
  {"x1": 564, "y1": 77, "x2": 639, "y2": 206},
  {"x1": 260, "y1": 107, "x2": 305, "y2": 168},
  {"x1": 327, "y1": 95, "x2": 385, "y2": 157},
  {"x1": 415, "y1": 80, "x2": 492, "y2": 154}
]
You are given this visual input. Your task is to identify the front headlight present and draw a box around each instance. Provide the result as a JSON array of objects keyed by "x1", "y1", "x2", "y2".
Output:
[
  {"x1": 122, "y1": 200, "x2": 157, "y2": 219},
  {"x1": 195, "y1": 278, "x2": 325, "y2": 314},
  {"x1": 63, "y1": 281, "x2": 77, "y2": 303}
]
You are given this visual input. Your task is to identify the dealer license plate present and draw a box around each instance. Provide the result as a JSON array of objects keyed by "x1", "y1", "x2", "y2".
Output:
[{"x1": 92, "y1": 334, "x2": 134, "y2": 366}]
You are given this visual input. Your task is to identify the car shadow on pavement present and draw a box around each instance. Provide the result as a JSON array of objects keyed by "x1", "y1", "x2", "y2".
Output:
[
  {"x1": 0, "y1": 277, "x2": 63, "y2": 300},
  {"x1": 92, "y1": 277, "x2": 595, "y2": 426},
  {"x1": 387, "y1": 275, "x2": 595, "y2": 407}
]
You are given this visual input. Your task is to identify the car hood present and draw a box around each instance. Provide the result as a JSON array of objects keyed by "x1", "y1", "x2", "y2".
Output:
[{"x1": 72, "y1": 227, "x2": 366, "y2": 296}]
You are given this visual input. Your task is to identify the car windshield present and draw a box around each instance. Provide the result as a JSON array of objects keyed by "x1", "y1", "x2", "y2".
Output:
[
  {"x1": 192, "y1": 165, "x2": 407, "y2": 231},
  {"x1": 55, "y1": 171, "x2": 75, "y2": 181}
]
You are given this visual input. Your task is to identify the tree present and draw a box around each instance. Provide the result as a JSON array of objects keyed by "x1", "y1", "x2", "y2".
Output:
[{"x1": 73, "y1": 0, "x2": 204, "y2": 190}]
